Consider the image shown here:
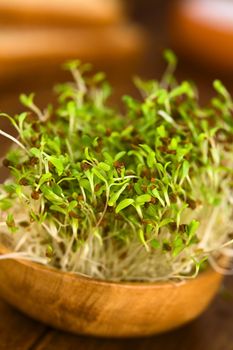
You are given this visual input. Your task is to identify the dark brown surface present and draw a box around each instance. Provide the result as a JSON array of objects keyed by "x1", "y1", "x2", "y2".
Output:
[{"x1": 0, "y1": 277, "x2": 232, "y2": 350}]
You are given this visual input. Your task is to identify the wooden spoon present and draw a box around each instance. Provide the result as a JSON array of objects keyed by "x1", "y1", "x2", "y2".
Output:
[{"x1": 0, "y1": 244, "x2": 223, "y2": 337}]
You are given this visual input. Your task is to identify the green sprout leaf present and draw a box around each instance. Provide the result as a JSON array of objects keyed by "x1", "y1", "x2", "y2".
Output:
[
  {"x1": 37, "y1": 173, "x2": 52, "y2": 189},
  {"x1": 41, "y1": 185, "x2": 64, "y2": 204},
  {"x1": 135, "y1": 194, "x2": 151, "y2": 206},
  {"x1": 20, "y1": 93, "x2": 35, "y2": 108},
  {"x1": 163, "y1": 49, "x2": 177, "y2": 67},
  {"x1": 48, "y1": 156, "x2": 64, "y2": 176},
  {"x1": 6, "y1": 213, "x2": 18, "y2": 233},
  {"x1": 138, "y1": 229, "x2": 149, "y2": 251},
  {"x1": 108, "y1": 183, "x2": 129, "y2": 207},
  {"x1": 116, "y1": 198, "x2": 134, "y2": 213},
  {"x1": 151, "y1": 239, "x2": 160, "y2": 249}
]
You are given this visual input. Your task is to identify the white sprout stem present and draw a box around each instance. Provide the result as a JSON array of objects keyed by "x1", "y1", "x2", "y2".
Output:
[
  {"x1": 72, "y1": 69, "x2": 87, "y2": 95},
  {"x1": 14, "y1": 234, "x2": 29, "y2": 251},
  {"x1": 65, "y1": 139, "x2": 74, "y2": 161},
  {"x1": 199, "y1": 207, "x2": 218, "y2": 248},
  {"x1": 42, "y1": 223, "x2": 63, "y2": 243},
  {"x1": 221, "y1": 248, "x2": 233, "y2": 257},
  {"x1": 30, "y1": 103, "x2": 45, "y2": 122},
  {"x1": 95, "y1": 184, "x2": 109, "y2": 227},
  {"x1": 80, "y1": 186, "x2": 87, "y2": 202},
  {"x1": 0, "y1": 252, "x2": 47, "y2": 264},
  {"x1": 202, "y1": 238, "x2": 233, "y2": 255},
  {"x1": 209, "y1": 256, "x2": 233, "y2": 276},
  {"x1": 0, "y1": 252, "x2": 30, "y2": 260},
  {"x1": 0, "y1": 129, "x2": 27, "y2": 152},
  {"x1": 158, "y1": 110, "x2": 179, "y2": 129}
]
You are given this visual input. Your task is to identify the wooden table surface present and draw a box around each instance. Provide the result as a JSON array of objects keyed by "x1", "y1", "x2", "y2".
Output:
[{"x1": 0, "y1": 277, "x2": 232, "y2": 350}]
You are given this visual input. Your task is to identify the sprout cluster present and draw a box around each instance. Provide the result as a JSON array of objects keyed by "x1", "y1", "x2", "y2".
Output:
[{"x1": 0, "y1": 54, "x2": 233, "y2": 281}]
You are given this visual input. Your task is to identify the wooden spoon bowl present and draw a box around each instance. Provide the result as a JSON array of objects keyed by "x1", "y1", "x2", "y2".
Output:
[{"x1": 0, "y1": 246, "x2": 223, "y2": 337}]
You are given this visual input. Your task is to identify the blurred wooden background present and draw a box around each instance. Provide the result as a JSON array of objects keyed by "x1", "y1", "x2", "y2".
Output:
[{"x1": 0, "y1": 1, "x2": 145, "y2": 114}]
